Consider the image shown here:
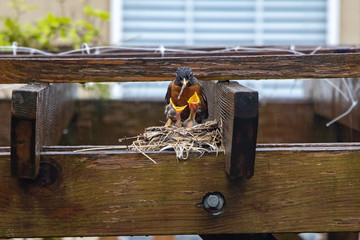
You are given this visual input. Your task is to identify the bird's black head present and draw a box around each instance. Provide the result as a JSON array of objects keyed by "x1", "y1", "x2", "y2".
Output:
[{"x1": 175, "y1": 67, "x2": 196, "y2": 86}]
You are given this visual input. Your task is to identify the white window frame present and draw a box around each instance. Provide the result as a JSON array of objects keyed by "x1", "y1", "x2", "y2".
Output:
[
  {"x1": 326, "y1": 0, "x2": 340, "y2": 45},
  {"x1": 110, "y1": 0, "x2": 123, "y2": 45}
]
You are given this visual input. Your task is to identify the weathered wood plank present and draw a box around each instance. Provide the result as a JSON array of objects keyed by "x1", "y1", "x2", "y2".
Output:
[
  {"x1": 272, "y1": 234, "x2": 303, "y2": 240},
  {"x1": 328, "y1": 232, "x2": 359, "y2": 240},
  {"x1": 200, "y1": 234, "x2": 277, "y2": 240},
  {"x1": 1, "y1": 143, "x2": 360, "y2": 237},
  {"x1": 1, "y1": 53, "x2": 360, "y2": 83},
  {"x1": 204, "y1": 81, "x2": 258, "y2": 179},
  {"x1": 11, "y1": 83, "x2": 76, "y2": 179},
  {"x1": 218, "y1": 82, "x2": 258, "y2": 179},
  {"x1": 0, "y1": 101, "x2": 11, "y2": 146},
  {"x1": 11, "y1": 84, "x2": 49, "y2": 178}
]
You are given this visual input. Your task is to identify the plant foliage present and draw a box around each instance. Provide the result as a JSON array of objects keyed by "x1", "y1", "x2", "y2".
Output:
[{"x1": 0, "y1": 0, "x2": 110, "y2": 49}]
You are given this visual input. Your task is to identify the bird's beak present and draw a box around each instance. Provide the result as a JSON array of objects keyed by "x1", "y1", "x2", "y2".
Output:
[
  {"x1": 187, "y1": 92, "x2": 200, "y2": 105},
  {"x1": 170, "y1": 98, "x2": 187, "y2": 112},
  {"x1": 177, "y1": 78, "x2": 189, "y2": 100}
]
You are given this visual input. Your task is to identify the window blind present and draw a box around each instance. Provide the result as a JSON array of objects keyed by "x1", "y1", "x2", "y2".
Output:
[{"x1": 119, "y1": 0, "x2": 328, "y2": 46}]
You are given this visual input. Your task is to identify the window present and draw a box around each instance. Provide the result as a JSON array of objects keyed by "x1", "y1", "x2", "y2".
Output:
[{"x1": 110, "y1": 0, "x2": 339, "y2": 46}]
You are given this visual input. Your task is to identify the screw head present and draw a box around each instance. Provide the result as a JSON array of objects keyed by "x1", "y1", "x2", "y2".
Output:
[
  {"x1": 202, "y1": 192, "x2": 225, "y2": 215},
  {"x1": 207, "y1": 195, "x2": 220, "y2": 208}
]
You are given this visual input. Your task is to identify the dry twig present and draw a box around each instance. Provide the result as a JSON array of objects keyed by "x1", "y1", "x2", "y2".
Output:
[
  {"x1": 75, "y1": 120, "x2": 223, "y2": 162},
  {"x1": 130, "y1": 120, "x2": 223, "y2": 160}
]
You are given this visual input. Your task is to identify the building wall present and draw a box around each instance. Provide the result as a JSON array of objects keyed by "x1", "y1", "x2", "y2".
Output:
[
  {"x1": 340, "y1": 0, "x2": 360, "y2": 44},
  {"x1": 0, "y1": 0, "x2": 360, "y2": 46}
]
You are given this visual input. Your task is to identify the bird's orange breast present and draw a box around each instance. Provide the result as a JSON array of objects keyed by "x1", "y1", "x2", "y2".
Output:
[{"x1": 170, "y1": 83, "x2": 207, "y2": 121}]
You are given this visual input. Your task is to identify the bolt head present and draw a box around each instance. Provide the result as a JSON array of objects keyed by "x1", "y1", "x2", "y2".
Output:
[
  {"x1": 202, "y1": 192, "x2": 225, "y2": 216},
  {"x1": 207, "y1": 195, "x2": 220, "y2": 208}
]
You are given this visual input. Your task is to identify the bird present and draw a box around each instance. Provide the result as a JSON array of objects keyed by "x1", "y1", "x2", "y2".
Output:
[
  {"x1": 165, "y1": 98, "x2": 187, "y2": 127},
  {"x1": 165, "y1": 67, "x2": 208, "y2": 123},
  {"x1": 184, "y1": 92, "x2": 200, "y2": 128}
]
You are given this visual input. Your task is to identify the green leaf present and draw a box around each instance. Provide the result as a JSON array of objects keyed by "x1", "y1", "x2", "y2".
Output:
[
  {"x1": 0, "y1": 0, "x2": 109, "y2": 49},
  {"x1": 7, "y1": 0, "x2": 37, "y2": 13},
  {"x1": 83, "y1": 5, "x2": 110, "y2": 20}
]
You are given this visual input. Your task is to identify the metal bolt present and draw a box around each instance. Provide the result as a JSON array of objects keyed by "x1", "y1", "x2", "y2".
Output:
[
  {"x1": 206, "y1": 194, "x2": 220, "y2": 208},
  {"x1": 202, "y1": 192, "x2": 225, "y2": 215}
]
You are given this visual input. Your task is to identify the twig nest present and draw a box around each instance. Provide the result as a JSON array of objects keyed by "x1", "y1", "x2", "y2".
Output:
[{"x1": 130, "y1": 120, "x2": 223, "y2": 160}]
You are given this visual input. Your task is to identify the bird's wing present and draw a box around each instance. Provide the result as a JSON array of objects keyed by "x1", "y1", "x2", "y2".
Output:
[{"x1": 165, "y1": 81, "x2": 173, "y2": 104}]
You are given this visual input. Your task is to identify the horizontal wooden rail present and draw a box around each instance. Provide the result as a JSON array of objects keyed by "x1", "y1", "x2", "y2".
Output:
[
  {"x1": 1, "y1": 143, "x2": 360, "y2": 237},
  {"x1": 1, "y1": 52, "x2": 360, "y2": 83}
]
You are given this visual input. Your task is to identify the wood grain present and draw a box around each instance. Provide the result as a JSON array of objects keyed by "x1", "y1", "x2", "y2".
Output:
[
  {"x1": 200, "y1": 234, "x2": 277, "y2": 240},
  {"x1": 328, "y1": 232, "x2": 359, "y2": 240},
  {"x1": 11, "y1": 84, "x2": 48, "y2": 178},
  {"x1": 1, "y1": 143, "x2": 360, "y2": 237},
  {"x1": 11, "y1": 83, "x2": 76, "y2": 179},
  {"x1": 204, "y1": 81, "x2": 258, "y2": 179},
  {"x1": 218, "y1": 81, "x2": 258, "y2": 179},
  {"x1": 0, "y1": 101, "x2": 11, "y2": 146},
  {"x1": 2, "y1": 53, "x2": 360, "y2": 83}
]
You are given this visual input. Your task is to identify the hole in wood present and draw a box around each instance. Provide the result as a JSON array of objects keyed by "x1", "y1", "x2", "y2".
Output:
[
  {"x1": 34, "y1": 162, "x2": 59, "y2": 187},
  {"x1": 20, "y1": 160, "x2": 62, "y2": 195}
]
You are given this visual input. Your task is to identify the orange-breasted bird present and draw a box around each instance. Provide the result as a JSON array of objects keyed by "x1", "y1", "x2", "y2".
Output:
[
  {"x1": 184, "y1": 92, "x2": 200, "y2": 128},
  {"x1": 165, "y1": 67, "x2": 208, "y2": 123},
  {"x1": 165, "y1": 98, "x2": 187, "y2": 127}
]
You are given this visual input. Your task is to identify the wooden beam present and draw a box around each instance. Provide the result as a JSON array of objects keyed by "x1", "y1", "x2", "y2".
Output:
[
  {"x1": 0, "y1": 101, "x2": 11, "y2": 146},
  {"x1": 272, "y1": 234, "x2": 303, "y2": 240},
  {"x1": 1, "y1": 143, "x2": 360, "y2": 237},
  {"x1": 1, "y1": 53, "x2": 360, "y2": 83},
  {"x1": 200, "y1": 234, "x2": 277, "y2": 240},
  {"x1": 328, "y1": 232, "x2": 359, "y2": 240},
  {"x1": 11, "y1": 83, "x2": 76, "y2": 179},
  {"x1": 204, "y1": 81, "x2": 258, "y2": 179}
]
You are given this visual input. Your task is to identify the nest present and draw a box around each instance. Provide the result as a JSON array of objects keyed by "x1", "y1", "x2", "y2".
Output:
[
  {"x1": 129, "y1": 120, "x2": 223, "y2": 160},
  {"x1": 76, "y1": 120, "x2": 223, "y2": 163}
]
